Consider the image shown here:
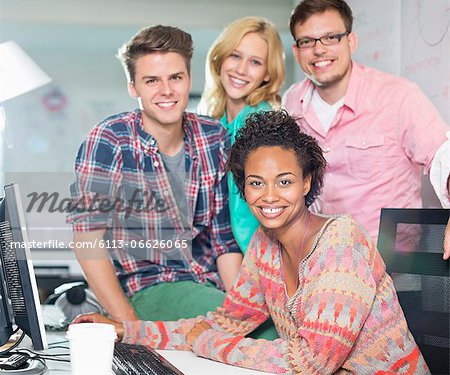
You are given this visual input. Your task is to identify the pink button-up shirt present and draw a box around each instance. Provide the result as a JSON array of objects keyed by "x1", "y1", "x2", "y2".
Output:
[{"x1": 283, "y1": 62, "x2": 449, "y2": 240}]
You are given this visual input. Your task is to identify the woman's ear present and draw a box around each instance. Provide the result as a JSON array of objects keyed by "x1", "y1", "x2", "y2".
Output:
[{"x1": 303, "y1": 174, "x2": 312, "y2": 196}]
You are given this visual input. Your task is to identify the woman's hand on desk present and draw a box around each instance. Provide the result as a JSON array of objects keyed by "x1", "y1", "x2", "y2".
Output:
[
  {"x1": 186, "y1": 321, "x2": 212, "y2": 347},
  {"x1": 72, "y1": 313, "x2": 124, "y2": 341}
]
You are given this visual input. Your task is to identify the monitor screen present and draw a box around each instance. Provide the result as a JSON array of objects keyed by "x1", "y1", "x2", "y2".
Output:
[{"x1": 0, "y1": 183, "x2": 47, "y2": 351}]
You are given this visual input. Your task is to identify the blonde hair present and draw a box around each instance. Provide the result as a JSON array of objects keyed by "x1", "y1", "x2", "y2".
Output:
[{"x1": 201, "y1": 17, "x2": 285, "y2": 119}]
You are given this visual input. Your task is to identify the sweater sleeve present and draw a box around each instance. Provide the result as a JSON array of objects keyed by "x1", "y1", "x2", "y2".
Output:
[
  {"x1": 121, "y1": 232, "x2": 271, "y2": 350},
  {"x1": 191, "y1": 218, "x2": 380, "y2": 374}
]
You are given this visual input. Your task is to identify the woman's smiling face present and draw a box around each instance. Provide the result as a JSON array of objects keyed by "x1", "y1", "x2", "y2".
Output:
[
  {"x1": 219, "y1": 32, "x2": 270, "y2": 106},
  {"x1": 244, "y1": 146, "x2": 311, "y2": 234}
]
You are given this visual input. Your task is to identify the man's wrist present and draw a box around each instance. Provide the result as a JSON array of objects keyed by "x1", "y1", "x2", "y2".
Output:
[{"x1": 109, "y1": 306, "x2": 138, "y2": 322}]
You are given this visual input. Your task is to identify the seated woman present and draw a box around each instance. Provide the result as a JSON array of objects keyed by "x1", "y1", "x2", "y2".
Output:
[{"x1": 74, "y1": 110, "x2": 428, "y2": 374}]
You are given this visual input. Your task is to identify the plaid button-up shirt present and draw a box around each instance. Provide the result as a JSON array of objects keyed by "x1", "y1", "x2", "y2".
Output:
[{"x1": 67, "y1": 109, "x2": 240, "y2": 296}]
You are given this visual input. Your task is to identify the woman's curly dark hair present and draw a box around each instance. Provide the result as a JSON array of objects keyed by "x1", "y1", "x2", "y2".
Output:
[{"x1": 226, "y1": 109, "x2": 327, "y2": 207}]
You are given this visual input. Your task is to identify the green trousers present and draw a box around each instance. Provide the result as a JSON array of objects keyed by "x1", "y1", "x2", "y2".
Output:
[{"x1": 131, "y1": 280, "x2": 278, "y2": 340}]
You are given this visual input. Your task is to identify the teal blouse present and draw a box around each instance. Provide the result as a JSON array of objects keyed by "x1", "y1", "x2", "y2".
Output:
[{"x1": 220, "y1": 101, "x2": 271, "y2": 254}]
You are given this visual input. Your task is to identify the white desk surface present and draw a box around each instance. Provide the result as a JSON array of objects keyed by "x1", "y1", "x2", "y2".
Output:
[
  {"x1": 42, "y1": 330, "x2": 274, "y2": 375},
  {"x1": 39, "y1": 305, "x2": 275, "y2": 374}
]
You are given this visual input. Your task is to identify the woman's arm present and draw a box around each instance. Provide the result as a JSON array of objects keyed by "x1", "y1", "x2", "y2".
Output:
[{"x1": 121, "y1": 236, "x2": 270, "y2": 350}]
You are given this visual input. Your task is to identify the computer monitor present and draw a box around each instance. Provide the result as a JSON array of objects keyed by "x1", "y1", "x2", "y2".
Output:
[{"x1": 0, "y1": 183, "x2": 47, "y2": 351}]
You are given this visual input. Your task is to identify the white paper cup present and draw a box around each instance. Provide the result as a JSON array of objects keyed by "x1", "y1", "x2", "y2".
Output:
[{"x1": 67, "y1": 323, "x2": 117, "y2": 375}]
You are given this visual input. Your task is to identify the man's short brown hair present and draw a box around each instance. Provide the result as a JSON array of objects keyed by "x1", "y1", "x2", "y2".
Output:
[
  {"x1": 117, "y1": 25, "x2": 193, "y2": 83},
  {"x1": 289, "y1": 0, "x2": 353, "y2": 39}
]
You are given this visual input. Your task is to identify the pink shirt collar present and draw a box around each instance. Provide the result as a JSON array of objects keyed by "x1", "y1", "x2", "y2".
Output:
[{"x1": 297, "y1": 62, "x2": 377, "y2": 115}]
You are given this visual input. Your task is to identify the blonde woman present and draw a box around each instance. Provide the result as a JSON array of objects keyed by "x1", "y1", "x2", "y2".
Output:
[{"x1": 201, "y1": 16, "x2": 285, "y2": 254}]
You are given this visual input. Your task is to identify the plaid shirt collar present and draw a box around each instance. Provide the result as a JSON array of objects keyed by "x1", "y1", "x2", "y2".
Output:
[{"x1": 133, "y1": 110, "x2": 198, "y2": 162}]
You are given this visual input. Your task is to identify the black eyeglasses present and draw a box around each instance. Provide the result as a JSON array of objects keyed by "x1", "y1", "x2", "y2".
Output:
[{"x1": 295, "y1": 31, "x2": 350, "y2": 49}]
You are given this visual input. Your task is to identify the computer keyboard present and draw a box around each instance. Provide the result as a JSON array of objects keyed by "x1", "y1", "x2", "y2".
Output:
[{"x1": 112, "y1": 342, "x2": 184, "y2": 375}]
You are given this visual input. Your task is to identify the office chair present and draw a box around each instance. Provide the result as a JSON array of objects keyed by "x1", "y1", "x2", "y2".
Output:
[{"x1": 377, "y1": 208, "x2": 450, "y2": 374}]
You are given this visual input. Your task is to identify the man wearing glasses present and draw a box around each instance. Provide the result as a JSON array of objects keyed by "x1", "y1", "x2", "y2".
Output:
[{"x1": 283, "y1": 0, "x2": 450, "y2": 256}]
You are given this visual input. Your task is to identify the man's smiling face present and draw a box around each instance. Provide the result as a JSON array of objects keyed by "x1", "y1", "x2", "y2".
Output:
[
  {"x1": 292, "y1": 9, "x2": 356, "y2": 90},
  {"x1": 128, "y1": 52, "x2": 191, "y2": 131}
]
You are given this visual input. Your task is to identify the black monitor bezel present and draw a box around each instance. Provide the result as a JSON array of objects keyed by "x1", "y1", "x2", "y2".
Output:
[{"x1": 0, "y1": 183, "x2": 47, "y2": 351}]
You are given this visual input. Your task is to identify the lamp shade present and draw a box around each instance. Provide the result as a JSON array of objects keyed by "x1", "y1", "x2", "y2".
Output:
[{"x1": 0, "y1": 41, "x2": 52, "y2": 102}]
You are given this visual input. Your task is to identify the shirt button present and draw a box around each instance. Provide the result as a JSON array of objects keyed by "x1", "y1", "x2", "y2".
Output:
[
  {"x1": 150, "y1": 139, "x2": 156, "y2": 146},
  {"x1": 323, "y1": 146, "x2": 331, "y2": 153},
  {"x1": 171, "y1": 214, "x2": 178, "y2": 220},
  {"x1": 153, "y1": 161, "x2": 160, "y2": 167},
  {"x1": 362, "y1": 141, "x2": 366, "y2": 146},
  {"x1": 163, "y1": 190, "x2": 170, "y2": 197}
]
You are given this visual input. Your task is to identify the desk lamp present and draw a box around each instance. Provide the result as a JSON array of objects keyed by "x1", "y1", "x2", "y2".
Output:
[{"x1": 0, "y1": 41, "x2": 51, "y2": 148}]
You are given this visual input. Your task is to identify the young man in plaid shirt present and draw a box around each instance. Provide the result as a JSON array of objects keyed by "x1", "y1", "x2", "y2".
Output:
[{"x1": 67, "y1": 25, "x2": 242, "y2": 322}]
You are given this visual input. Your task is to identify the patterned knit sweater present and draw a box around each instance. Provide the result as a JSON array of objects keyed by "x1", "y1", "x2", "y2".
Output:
[{"x1": 122, "y1": 215, "x2": 429, "y2": 374}]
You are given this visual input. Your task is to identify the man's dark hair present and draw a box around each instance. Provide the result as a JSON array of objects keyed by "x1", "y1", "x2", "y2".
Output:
[
  {"x1": 289, "y1": 0, "x2": 353, "y2": 39},
  {"x1": 227, "y1": 109, "x2": 327, "y2": 207},
  {"x1": 117, "y1": 25, "x2": 193, "y2": 83}
]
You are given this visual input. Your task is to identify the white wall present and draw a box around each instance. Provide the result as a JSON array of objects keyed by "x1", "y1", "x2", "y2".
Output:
[
  {"x1": 1, "y1": 0, "x2": 293, "y2": 30},
  {"x1": 348, "y1": 0, "x2": 449, "y2": 124}
]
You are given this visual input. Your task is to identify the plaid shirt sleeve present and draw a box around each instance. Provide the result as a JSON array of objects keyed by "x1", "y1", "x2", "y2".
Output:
[
  {"x1": 67, "y1": 124, "x2": 123, "y2": 232},
  {"x1": 209, "y1": 132, "x2": 241, "y2": 257}
]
